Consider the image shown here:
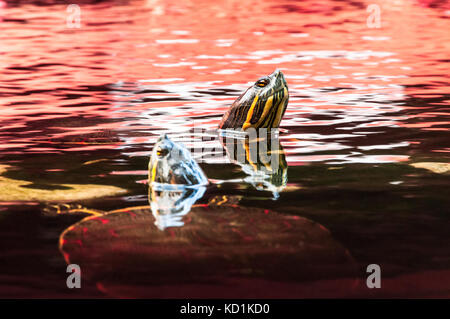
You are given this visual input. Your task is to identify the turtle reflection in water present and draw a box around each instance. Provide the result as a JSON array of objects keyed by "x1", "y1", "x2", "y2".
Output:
[{"x1": 220, "y1": 130, "x2": 287, "y2": 199}]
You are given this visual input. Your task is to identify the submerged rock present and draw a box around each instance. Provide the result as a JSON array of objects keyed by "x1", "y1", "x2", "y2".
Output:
[
  {"x1": 0, "y1": 165, "x2": 127, "y2": 202},
  {"x1": 60, "y1": 205, "x2": 357, "y2": 297},
  {"x1": 410, "y1": 162, "x2": 450, "y2": 174}
]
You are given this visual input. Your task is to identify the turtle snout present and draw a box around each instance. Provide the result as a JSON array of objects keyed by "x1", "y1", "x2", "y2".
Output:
[{"x1": 156, "y1": 146, "x2": 169, "y2": 157}]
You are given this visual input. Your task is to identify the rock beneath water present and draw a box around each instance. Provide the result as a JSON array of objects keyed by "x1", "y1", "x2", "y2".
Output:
[
  {"x1": 410, "y1": 162, "x2": 450, "y2": 174},
  {"x1": 0, "y1": 165, "x2": 127, "y2": 202},
  {"x1": 60, "y1": 205, "x2": 357, "y2": 297}
]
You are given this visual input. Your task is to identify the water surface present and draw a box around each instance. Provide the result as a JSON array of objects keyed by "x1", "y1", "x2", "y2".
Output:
[{"x1": 0, "y1": 0, "x2": 449, "y2": 297}]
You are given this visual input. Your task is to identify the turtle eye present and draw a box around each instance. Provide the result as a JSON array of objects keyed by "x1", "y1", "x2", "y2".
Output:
[
  {"x1": 256, "y1": 78, "x2": 269, "y2": 87},
  {"x1": 156, "y1": 147, "x2": 169, "y2": 157}
]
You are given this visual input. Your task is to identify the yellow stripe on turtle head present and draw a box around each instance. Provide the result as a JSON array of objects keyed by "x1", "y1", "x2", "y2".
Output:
[
  {"x1": 150, "y1": 161, "x2": 157, "y2": 183},
  {"x1": 242, "y1": 94, "x2": 259, "y2": 130},
  {"x1": 242, "y1": 92, "x2": 276, "y2": 130},
  {"x1": 253, "y1": 94, "x2": 274, "y2": 129},
  {"x1": 272, "y1": 87, "x2": 288, "y2": 128}
]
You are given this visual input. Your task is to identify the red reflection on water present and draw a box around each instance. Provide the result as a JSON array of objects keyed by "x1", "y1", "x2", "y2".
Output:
[{"x1": 0, "y1": 0, "x2": 448, "y2": 162}]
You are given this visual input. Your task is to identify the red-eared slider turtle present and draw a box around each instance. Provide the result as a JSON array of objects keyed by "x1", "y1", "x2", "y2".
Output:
[
  {"x1": 148, "y1": 133, "x2": 207, "y2": 229},
  {"x1": 215, "y1": 69, "x2": 289, "y2": 197},
  {"x1": 149, "y1": 133, "x2": 208, "y2": 187},
  {"x1": 219, "y1": 69, "x2": 289, "y2": 130}
]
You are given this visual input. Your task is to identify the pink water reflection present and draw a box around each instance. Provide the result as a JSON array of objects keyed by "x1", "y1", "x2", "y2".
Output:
[{"x1": 0, "y1": 0, "x2": 448, "y2": 164}]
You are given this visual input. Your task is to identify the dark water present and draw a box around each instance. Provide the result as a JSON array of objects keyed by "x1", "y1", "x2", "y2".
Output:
[{"x1": 0, "y1": 0, "x2": 449, "y2": 297}]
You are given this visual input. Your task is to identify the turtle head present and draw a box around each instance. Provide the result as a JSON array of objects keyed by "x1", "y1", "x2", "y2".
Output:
[
  {"x1": 154, "y1": 133, "x2": 173, "y2": 158},
  {"x1": 219, "y1": 69, "x2": 289, "y2": 130},
  {"x1": 149, "y1": 134, "x2": 208, "y2": 186}
]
